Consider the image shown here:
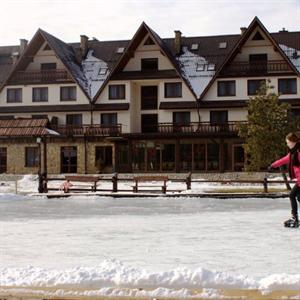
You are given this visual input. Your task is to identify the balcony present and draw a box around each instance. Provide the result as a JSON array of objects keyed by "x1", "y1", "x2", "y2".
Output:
[
  {"x1": 10, "y1": 69, "x2": 73, "y2": 84},
  {"x1": 50, "y1": 124, "x2": 122, "y2": 137},
  {"x1": 132, "y1": 121, "x2": 245, "y2": 136},
  {"x1": 220, "y1": 60, "x2": 291, "y2": 76}
]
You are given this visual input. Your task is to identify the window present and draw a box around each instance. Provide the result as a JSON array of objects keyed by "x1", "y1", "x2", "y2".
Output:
[
  {"x1": 165, "y1": 82, "x2": 182, "y2": 98},
  {"x1": 191, "y1": 44, "x2": 199, "y2": 50},
  {"x1": 32, "y1": 115, "x2": 48, "y2": 119},
  {"x1": 43, "y1": 44, "x2": 51, "y2": 51},
  {"x1": 196, "y1": 63, "x2": 205, "y2": 71},
  {"x1": 109, "y1": 84, "x2": 125, "y2": 100},
  {"x1": 252, "y1": 31, "x2": 264, "y2": 41},
  {"x1": 173, "y1": 112, "x2": 190, "y2": 125},
  {"x1": 116, "y1": 47, "x2": 125, "y2": 53},
  {"x1": 66, "y1": 114, "x2": 82, "y2": 126},
  {"x1": 219, "y1": 42, "x2": 227, "y2": 49},
  {"x1": 141, "y1": 58, "x2": 158, "y2": 71},
  {"x1": 210, "y1": 111, "x2": 228, "y2": 124},
  {"x1": 101, "y1": 113, "x2": 117, "y2": 125},
  {"x1": 249, "y1": 54, "x2": 268, "y2": 63},
  {"x1": 0, "y1": 115, "x2": 14, "y2": 120},
  {"x1": 217, "y1": 81, "x2": 236, "y2": 96},
  {"x1": 60, "y1": 86, "x2": 76, "y2": 101},
  {"x1": 7, "y1": 88, "x2": 22, "y2": 103},
  {"x1": 247, "y1": 79, "x2": 266, "y2": 95},
  {"x1": 61, "y1": 146, "x2": 77, "y2": 173},
  {"x1": 99, "y1": 68, "x2": 108, "y2": 75},
  {"x1": 207, "y1": 64, "x2": 215, "y2": 71},
  {"x1": 278, "y1": 78, "x2": 297, "y2": 94},
  {"x1": 32, "y1": 87, "x2": 48, "y2": 102},
  {"x1": 141, "y1": 86, "x2": 158, "y2": 110},
  {"x1": 144, "y1": 37, "x2": 155, "y2": 45},
  {"x1": 41, "y1": 63, "x2": 56, "y2": 70},
  {"x1": 25, "y1": 147, "x2": 39, "y2": 167}
]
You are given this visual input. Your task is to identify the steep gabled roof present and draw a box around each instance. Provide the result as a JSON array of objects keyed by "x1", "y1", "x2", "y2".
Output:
[
  {"x1": 92, "y1": 22, "x2": 198, "y2": 102},
  {"x1": 199, "y1": 16, "x2": 300, "y2": 101},
  {"x1": 0, "y1": 29, "x2": 91, "y2": 100}
]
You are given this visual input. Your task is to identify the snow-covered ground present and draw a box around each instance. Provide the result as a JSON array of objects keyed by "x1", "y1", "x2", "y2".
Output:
[{"x1": 0, "y1": 188, "x2": 300, "y2": 297}]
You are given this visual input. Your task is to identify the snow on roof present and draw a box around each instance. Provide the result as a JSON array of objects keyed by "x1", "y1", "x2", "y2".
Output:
[
  {"x1": 82, "y1": 50, "x2": 110, "y2": 98},
  {"x1": 279, "y1": 44, "x2": 300, "y2": 73},
  {"x1": 177, "y1": 47, "x2": 215, "y2": 98}
]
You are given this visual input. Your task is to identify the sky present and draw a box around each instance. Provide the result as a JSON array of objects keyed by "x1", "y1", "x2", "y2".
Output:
[{"x1": 0, "y1": 0, "x2": 299, "y2": 46}]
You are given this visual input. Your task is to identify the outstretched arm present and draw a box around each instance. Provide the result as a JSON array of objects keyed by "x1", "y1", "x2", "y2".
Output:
[{"x1": 271, "y1": 154, "x2": 290, "y2": 168}]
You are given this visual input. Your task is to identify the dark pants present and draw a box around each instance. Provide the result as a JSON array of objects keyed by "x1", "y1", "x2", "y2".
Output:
[{"x1": 290, "y1": 184, "x2": 300, "y2": 220}]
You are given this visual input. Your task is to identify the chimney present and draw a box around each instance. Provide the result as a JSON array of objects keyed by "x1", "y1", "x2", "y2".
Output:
[
  {"x1": 19, "y1": 39, "x2": 28, "y2": 54},
  {"x1": 174, "y1": 30, "x2": 182, "y2": 55},
  {"x1": 279, "y1": 27, "x2": 289, "y2": 33},
  {"x1": 11, "y1": 52, "x2": 19, "y2": 64},
  {"x1": 240, "y1": 27, "x2": 247, "y2": 35},
  {"x1": 80, "y1": 35, "x2": 89, "y2": 58}
]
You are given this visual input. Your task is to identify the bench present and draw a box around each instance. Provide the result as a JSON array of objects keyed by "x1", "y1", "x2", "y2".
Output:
[
  {"x1": 62, "y1": 175, "x2": 100, "y2": 193},
  {"x1": 133, "y1": 176, "x2": 168, "y2": 193}
]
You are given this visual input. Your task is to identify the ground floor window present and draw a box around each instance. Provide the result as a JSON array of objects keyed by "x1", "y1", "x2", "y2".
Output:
[
  {"x1": 61, "y1": 146, "x2": 77, "y2": 173},
  {"x1": 0, "y1": 148, "x2": 7, "y2": 173},
  {"x1": 118, "y1": 139, "x2": 242, "y2": 172},
  {"x1": 25, "y1": 147, "x2": 39, "y2": 167},
  {"x1": 95, "y1": 146, "x2": 113, "y2": 173},
  {"x1": 233, "y1": 144, "x2": 244, "y2": 171}
]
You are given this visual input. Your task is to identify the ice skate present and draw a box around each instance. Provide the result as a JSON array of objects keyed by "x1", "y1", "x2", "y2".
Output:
[{"x1": 284, "y1": 216, "x2": 299, "y2": 228}]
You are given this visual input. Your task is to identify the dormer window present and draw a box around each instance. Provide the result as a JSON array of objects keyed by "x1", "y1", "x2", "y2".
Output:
[
  {"x1": 219, "y1": 42, "x2": 227, "y2": 49},
  {"x1": 141, "y1": 58, "x2": 158, "y2": 71},
  {"x1": 196, "y1": 63, "x2": 205, "y2": 71},
  {"x1": 144, "y1": 37, "x2": 155, "y2": 45},
  {"x1": 99, "y1": 68, "x2": 108, "y2": 75},
  {"x1": 116, "y1": 47, "x2": 125, "y2": 53},
  {"x1": 207, "y1": 64, "x2": 215, "y2": 71},
  {"x1": 41, "y1": 63, "x2": 57, "y2": 70}
]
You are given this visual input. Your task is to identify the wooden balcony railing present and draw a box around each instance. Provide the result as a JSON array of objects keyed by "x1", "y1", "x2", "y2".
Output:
[
  {"x1": 10, "y1": 69, "x2": 73, "y2": 84},
  {"x1": 51, "y1": 124, "x2": 122, "y2": 137},
  {"x1": 221, "y1": 60, "x2": 291, "y2": 76},
  {"x1": 141, "y1": 121, "x2": 245, "y2": 135}
]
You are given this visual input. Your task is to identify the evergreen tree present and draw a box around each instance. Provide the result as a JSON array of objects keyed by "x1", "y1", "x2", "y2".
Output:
[{"x1": 238, "y1": 81, "x2": 291, "y2": 171}]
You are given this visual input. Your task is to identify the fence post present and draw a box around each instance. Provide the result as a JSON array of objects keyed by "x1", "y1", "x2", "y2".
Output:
[
  {"x1": 263, "y1": 177, "x2": 268, "y2": 193},
  {"x1": 186, "y1": 172, "x2": 192, "y2": 190},
  {"x1": 112, "y1": 172, "x2": 118, "y2": 192}
]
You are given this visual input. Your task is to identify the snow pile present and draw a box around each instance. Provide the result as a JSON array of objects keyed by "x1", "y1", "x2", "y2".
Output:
[
  {"x1": 0, "y1": 259, "x2": 300, "y2": 293},
  {"x1": 280, "y1": 44, "x2": 300, "y2": 72},
  {"x1": 177, "y1": 47, "x2": 215, "y2": 98},
  {"x1": 82, "y1": 50, "x2": 110, "y2": 98},
  {"x1": 17, "y1": 174, "x2": 38, "y2": 193}
]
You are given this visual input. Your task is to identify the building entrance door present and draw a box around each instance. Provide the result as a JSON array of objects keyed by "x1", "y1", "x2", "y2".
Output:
[
  {"x1": 0, "y1": 148, "x2": 7, "y2": 173},
  {"x1": 95, "y1": 146, "x2": 113, "y2": 173},
  {"x1": 232, "y1": 144, "x2": 244, "y2": 171},
  {"x1": 61, "y1": 146, "x2": 77, "y2": 173}
]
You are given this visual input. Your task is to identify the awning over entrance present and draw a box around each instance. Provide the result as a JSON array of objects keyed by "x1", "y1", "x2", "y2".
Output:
[{"x1": 0, "y1": 118, "x2": 58, "y2": 137}]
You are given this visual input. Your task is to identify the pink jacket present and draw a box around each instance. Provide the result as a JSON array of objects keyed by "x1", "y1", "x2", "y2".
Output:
[{"x1": 271, "y1": 152, "x2": 300, "y2": 185}]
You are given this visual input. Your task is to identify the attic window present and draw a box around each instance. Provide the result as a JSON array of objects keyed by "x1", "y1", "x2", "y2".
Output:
[
  {"x1": 207, "y1": 64, "x2": 215, "y2": 71},
  {"x1": 219, "y1": 42, "x2": 227, "y2": 49},
  {"x1": 252, "y1": 31, "x2": 264, "y2": 41},
  {"x1": 116, "y1": 47, "x2": 125, "y2": 53},
  {"x1": 99, "y1": 68, "x2": 108, "y2": 75},
  {"x1": 191, "y1": 44, "x2": 199, "y2": 50},
  {"x1": 43, "y1": 44, "x2": 51, "y2": 51},
  {"x1": 196, "y1": 63, "x2": 205, "y2": 71},
  {"x1": 144, "y1": 37, "x2": 155, "y2": 45}
]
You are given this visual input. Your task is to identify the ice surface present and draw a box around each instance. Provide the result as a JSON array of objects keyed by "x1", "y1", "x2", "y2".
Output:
[{"x1": 1, "y1": 194, "x2": 300, "y2": 293}]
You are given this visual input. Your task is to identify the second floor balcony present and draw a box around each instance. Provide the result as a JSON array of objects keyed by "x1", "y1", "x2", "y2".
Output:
[
  {"x1": 10, "y1": 69, "x2": 73, "y2": 85},
  {"x1": 220, "y1": 60, "x2": 292, "y2": 76},
  {"x1": 50, "y1": 124, "x2": 122, "y2": 137}
]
